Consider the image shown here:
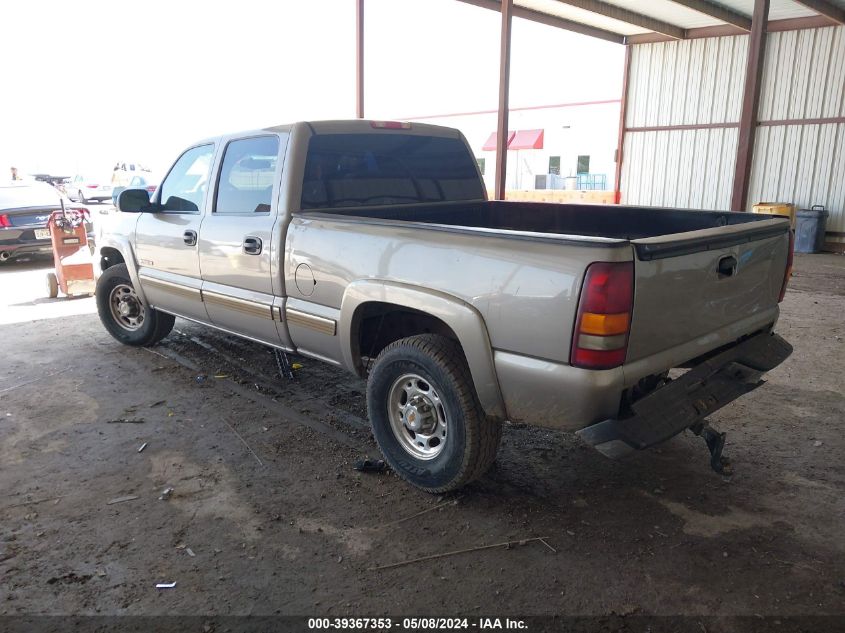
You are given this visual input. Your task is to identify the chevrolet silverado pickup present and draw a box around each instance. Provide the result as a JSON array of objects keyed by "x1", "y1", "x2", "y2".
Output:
[{"x1": 95, "y1": 120, "x2": 793, "y2": 492}]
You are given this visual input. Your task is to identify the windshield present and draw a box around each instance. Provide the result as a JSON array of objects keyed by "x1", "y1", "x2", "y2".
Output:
[
  {"x1": 300, "y1": 133, "x2": 484, "y2": 210},
  {"x1": 0, "y1": 183, "x2": 62, "y2": 209}
]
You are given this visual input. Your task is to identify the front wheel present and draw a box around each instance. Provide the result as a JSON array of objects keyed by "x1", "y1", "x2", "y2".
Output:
[
  {"x1": 366, "y1": 334, "x2": 502, "y2": 493},
  {"x1": 95, "y1": 263, "x2": 174, "y2": 346}
]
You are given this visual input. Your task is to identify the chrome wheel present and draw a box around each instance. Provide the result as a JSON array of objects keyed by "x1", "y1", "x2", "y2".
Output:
[
  {"x1": 388, "y1": 373, "x2": 448, "y2": 460},
  {"x1": 109, "y1": 283, "x2": 145, "y2": 331}
]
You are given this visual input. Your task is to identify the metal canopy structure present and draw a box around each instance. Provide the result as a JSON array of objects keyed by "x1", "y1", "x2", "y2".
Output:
[{"x1": 355, "y1": 0, "x2": 845, "y2": 206}]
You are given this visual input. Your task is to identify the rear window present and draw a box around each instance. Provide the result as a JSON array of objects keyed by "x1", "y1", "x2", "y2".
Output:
[
  {"x1": 300, "y1": 133, "x2": 484, "y2": 210},
  {"x1": 0, "y1": 183, "x2": 61, "y2": 209}
]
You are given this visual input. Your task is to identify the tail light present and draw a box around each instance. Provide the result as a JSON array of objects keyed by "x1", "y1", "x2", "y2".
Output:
[
  {"x1": 146, "y1": 185, "x2": 156, "y2": 192},
  {"x1": 778, "y1": 230, "x2": 795, "y2": 303},
  {"x1": 86, "y1": 184, "x2": 99, "y2": 188},
  {"x1": 0, "y1": 214, "x2": 10, "y2": 228},
  {"x1": 571, "y1": 261, "x2": 634, "y2": 370}
]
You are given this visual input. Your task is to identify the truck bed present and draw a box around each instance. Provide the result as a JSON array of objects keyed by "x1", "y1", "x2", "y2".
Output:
[
  {"x1": 295, "y1": 199, "x2": 790, "y2": 391},
  {"x1": 310, "y1": 200, "x2": 781, "y2": 243}
]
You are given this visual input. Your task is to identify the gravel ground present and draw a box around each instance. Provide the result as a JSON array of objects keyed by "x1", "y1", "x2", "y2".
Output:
[{"x1": 0, "y1": 250, "x2": 843, "y2": 628}]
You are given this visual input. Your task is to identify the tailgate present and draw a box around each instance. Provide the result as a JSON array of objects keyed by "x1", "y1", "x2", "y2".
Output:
[{"x1": 627, "y1": 219, "x2": 790, "y2": 363}]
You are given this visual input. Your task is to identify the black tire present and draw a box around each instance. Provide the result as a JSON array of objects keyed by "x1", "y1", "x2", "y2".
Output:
[
  {"x1": 366, "y1": 334, "x2": 502, "y2": 493},
  {"x1": 96, "y1": 263, "x2": 175, "y2": 346},
  {"x1": 46, "y1": 272, "x2": 59, "y2": 298}
]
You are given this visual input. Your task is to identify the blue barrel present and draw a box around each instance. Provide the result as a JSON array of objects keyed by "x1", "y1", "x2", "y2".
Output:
[{"x1": 795, "y1": 205, "x2": 829, "y2": 253}]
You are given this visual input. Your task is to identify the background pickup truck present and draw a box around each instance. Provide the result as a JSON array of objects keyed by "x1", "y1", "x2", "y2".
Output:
[{"x1": 96, "y1": 120, "x2": 793, "y2": 493}]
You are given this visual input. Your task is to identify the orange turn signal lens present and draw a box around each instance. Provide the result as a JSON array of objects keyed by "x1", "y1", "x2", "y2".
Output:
[{"x1": 579, "y1": 312, "x2": 629, "y2": 336}]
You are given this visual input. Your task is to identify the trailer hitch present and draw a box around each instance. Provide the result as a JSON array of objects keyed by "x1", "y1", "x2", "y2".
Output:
[{"x1": 690, "y1": 421, "x2": 732, "y2": 475}]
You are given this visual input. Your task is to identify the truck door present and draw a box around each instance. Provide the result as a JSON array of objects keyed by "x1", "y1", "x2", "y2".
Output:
[
  {"x1": 198, "y1": 134, "x2": 291, "y2": 348},
  {"x1": 134, "y1": 143, "x2": 215, "y2": 323}
]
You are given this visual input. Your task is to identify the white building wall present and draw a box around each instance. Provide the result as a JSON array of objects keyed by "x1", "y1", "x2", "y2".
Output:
[{"x1": 408, "y1": 101, "x2": 621, "y2": 193}]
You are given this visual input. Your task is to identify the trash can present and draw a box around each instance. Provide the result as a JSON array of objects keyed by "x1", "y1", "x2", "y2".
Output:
[{"x1": 795, "y1": 205, "x2": 829, "y2": 253}]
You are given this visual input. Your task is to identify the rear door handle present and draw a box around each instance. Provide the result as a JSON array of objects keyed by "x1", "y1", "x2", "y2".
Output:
[
  {"x1": 183, "y1": 230, "x2": 197, "y2": 246},
  {"x1": 243, "y1": 236, "x2": 262, "y2": 255},
  {"x1": 717, "y1": 255, "x2": 737, "y2": 278}
]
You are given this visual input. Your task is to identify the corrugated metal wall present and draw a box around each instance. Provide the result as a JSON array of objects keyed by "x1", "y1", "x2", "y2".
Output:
[
  {"x1": 748, "y1": 27, "x2": 845, "y2": 241},
  {"x1": 621, "y1": 25, "x2": 845, "y2": 244},
  {"x1": 621, "y1": 35, "x2": 747, "y2": 210},
  {"x1": 623, "y1": 128, "x2": 738, "y2": 209},
  {"x1": 625, "y1": 35, "x2": 747, "y2": 127}
]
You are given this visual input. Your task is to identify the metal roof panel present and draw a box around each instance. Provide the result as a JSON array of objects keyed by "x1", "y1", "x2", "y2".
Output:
[
  {"x1": 516, "y1": 0, "x2": 650, "y2": 34},
  {"x1": 600, "y1": 0, "x2": 726, "y2": 29}
]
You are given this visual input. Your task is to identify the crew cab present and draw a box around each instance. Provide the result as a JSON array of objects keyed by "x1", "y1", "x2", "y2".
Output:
[{"x1": 95, "y1": 120, "x2": 793, "y2": 492}]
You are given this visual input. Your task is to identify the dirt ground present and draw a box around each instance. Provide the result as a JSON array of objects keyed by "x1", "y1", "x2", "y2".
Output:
[{"x1": 0, "y1": 250, "x2": 843, "y2": 625}]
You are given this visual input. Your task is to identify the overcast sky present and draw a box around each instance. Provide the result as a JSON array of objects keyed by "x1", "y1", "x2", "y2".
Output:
[{"x1": 0, "y1": 0, "x2": 624, "y2": 177}]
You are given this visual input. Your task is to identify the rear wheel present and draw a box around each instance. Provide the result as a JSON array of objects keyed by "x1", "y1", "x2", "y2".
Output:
[
  {"x1": 366, "y1": 334, "x2": 502, "y2": 493},
  {"x1": 46, "y1": 272, "x2": 59, "y2": 298},
  {"x1": 96, "y1": 263, "x2": 174, "y2": 346}
]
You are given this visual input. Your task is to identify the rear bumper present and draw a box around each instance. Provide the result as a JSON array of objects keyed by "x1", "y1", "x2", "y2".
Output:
[
  {"x1": 0, "y1": 227, "x2": 95, "y2": 260},
  {"x1": 0, "y1": 230, "x2": 53, "y2": 258},
  {"x1": 576, "y1": 332, "x2": 793, "y2": 458}
]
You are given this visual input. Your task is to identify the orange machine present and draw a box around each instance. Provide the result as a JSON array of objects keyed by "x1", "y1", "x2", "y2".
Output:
[{"x1": 46, "y1": 204, "x2": 96, "y2": 298}]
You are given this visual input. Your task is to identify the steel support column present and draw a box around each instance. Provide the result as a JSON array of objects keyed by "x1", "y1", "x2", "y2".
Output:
[
  {"x1": 730, "y1": 0, "x2": 769, "y2": 211},
  {"x1": 613, "y1": 44, "x2": 632, "y2": 204},
  {"x1": 494, "y1": 0, "x2": 513, "y2": 201},
  {"x1": 356, "y1": 0, "x2": 365, "y2": 119}
]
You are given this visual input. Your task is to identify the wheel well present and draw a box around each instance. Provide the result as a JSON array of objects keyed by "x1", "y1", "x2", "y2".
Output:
[
  {"x1": 100, "y1": 247, "x2": 125, "y2": 271},
  {"x1": 353, "y1": 302, "x2": 462, "y2": 376}
]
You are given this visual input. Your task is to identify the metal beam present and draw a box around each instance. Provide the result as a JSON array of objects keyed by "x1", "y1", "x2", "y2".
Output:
[
  {"x1": 550, "y1": 0, "x2": 685, "y2": 39},
  {"x1": 495, "y1": 0, "x2": 513, "y2": 201},
  {"x1": 791, "y1": 0, "x2": 845, "y2": 24},
  {"x1": 730, "y1": 0, "x2": 769, "y2": 211},
  {"x1": 355, "y1": 0, "x2": 364, "y2": 119},
  {"x1": 613, "y1": 45, "x2": 632, "y2": 204},
  {"x1": 666, "y1": 0, "x2": 751, "y2": 30},
  {"x1": 457, "y1": 0, "x2": 624, "y2": 44},
  {"x1": 625, "y1": 14, "x2": 837, "y2": 44}
]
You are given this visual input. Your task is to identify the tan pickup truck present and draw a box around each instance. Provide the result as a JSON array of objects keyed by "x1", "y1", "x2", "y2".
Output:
[{"x1": 96, "y1": 120, "x2": 793, "y2": 492}]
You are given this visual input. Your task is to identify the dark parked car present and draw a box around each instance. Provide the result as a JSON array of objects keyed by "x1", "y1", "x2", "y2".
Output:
[{"x1": 0, "y1": 181, "x2": 92, "y2": 263}]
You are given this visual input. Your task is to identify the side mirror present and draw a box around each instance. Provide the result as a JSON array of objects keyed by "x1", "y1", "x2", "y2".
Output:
[{"x1": 117, "y1": 188, "x2": 152, "y2": 213}]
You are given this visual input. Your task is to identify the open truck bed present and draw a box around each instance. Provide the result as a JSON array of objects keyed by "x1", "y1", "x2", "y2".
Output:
[{"x1": 318, "y1": 200, "x2": 783, "y2": 242}]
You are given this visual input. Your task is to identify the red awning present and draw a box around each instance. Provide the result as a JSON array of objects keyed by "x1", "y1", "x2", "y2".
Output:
[
  {"x1": 482, "y1": 130, "x2": 515, "y2": 151},
  {"x1": 509, "y1": 128, "x2": 544, "y2": 150},
  {"x1": 481, "y1": 129, "x2": 544, "y2": 151}
]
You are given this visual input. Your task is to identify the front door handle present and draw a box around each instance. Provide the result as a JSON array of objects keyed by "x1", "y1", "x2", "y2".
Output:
[
  {"x1": 183, "y1": 230, "x2": 197, "y2": 246},
  {"x1": 243, "y1": 236, "x2": 262, "y2": 255}
]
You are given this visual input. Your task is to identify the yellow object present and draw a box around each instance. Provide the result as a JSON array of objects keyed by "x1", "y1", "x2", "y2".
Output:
[
  {"x1": 580, "y1": 312, "x2": 629, "y2": 336},
  {"x1": 752, "y1": 202, "x2": 796, "y2": 228}
]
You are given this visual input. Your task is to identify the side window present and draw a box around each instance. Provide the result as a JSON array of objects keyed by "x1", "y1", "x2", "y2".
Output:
[
  {"x1": 214, "y1": 135, "x2": 279, "y2": 214},
  {"x1": 159, "y1": 144, "x2": 214, "y2": 213}
]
